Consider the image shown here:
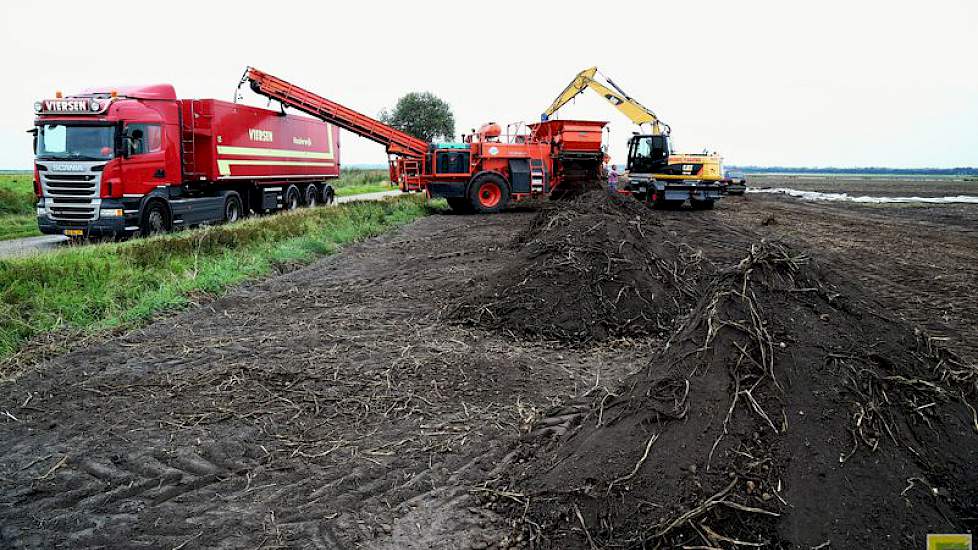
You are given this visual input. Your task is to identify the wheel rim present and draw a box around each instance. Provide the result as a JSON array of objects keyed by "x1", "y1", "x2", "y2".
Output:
[
  {"x1": 478, "y1": 182, "x2": 502, "y2": 208},
  {"x1": 288, "y1": 192, "x2": 299, "y2": 210},
  {"x1": 226, "y1": 200, "x2": 239, "y2": 222},
  {"x1": 306, "y1": 189, "x2": 317, "y2": 207},
  {"x1": 148, "y1": 209, "x2": 164, "y2": 233}
]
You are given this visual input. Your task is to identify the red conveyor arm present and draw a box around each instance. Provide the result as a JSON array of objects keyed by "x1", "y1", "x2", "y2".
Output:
[{"x1": 243, "y1": 67, "x2": 429, "y2": 158}]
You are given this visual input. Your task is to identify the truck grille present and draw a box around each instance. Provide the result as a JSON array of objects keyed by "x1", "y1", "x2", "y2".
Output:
[{"x1": 39, "y1": 163, "x2": 103, "y2": 222}]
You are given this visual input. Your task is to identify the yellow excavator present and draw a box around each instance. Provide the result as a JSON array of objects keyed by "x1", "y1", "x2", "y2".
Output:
[{"x1": 543, "y1": 67, "x2": 724, "y2": 209}]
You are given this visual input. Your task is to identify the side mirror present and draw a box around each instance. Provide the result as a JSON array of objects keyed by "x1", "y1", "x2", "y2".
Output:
[{"x1": 121, "y1": 137, "x2": 132, "y2": 159}]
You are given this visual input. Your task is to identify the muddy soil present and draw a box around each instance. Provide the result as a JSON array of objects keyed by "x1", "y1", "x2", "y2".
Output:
[
  {"x1": 2, "y1": 179, "x2": 977, "y2": 549},
  {"x1": 0, "y1": 212, "x2": 657, "y2": 549},
  {"x1": 720, "y1": 191, "x2": 978, "y2": 364},
  {"x1": 503, "y1": 234, "x2": 978, "y2": 548},
  {"x1": 451, "y1": 193, "x2": 702, "y2": 343}
]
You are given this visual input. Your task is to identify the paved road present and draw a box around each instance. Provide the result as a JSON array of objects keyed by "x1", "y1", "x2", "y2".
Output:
[{"x1": 0, "y1": 189, "x2": 405, "y2": 260}]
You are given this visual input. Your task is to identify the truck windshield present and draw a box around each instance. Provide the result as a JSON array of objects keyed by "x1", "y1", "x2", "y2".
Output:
[{"x1": 36, "y1": 124, "x2": 115, "y2": 161}]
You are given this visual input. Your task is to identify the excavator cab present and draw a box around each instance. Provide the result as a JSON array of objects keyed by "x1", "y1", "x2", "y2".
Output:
[{"x1": 626, "y1": 134, "x2": 671, "y2": 174}]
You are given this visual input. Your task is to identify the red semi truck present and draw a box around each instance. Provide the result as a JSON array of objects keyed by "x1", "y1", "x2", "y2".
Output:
[{"x1": 32, "y1": 84, "x2": 340, "y2": 237}]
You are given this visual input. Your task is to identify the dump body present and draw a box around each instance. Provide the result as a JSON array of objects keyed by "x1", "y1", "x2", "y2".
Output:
[
  {"x1": 528, "y1": 120, "x2": 606, "y2": 154},
  {"x1": 32, "y1": 86, "x2": 339, "y2": 237},
  {"x1": 183, "y1": 99, "x2": 340, "y2": 182}
]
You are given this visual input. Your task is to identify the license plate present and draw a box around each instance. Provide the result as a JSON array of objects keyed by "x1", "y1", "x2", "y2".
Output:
[
  {"x1": 638, "y1": 187, "x2": 646, "y2": 192},
  {"x1": 64, "y1": 229, "x2": 84, "y2": 237}
]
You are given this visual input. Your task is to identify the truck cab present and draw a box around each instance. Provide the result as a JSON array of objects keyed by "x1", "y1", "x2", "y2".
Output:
[{"x1": 33, "y1": 85, "x2": 181, "y2": 237}]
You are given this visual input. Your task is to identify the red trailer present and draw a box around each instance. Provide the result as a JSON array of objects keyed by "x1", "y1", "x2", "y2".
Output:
[{"x1": 32, "y1": 84, "x2": 340, "y2": 237}]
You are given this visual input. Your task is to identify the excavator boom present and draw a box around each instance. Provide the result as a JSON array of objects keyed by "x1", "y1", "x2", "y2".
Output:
[
  {"x1": 243, "y1": 67, "x2": 429, "y2": 158},
  {"x1": 543, "y1": 66, "x2": 669, "y2": 135}
]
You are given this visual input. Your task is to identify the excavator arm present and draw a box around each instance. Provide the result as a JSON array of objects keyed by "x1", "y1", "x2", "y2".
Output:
[{"x1": 542, "y1": 67, "x2": 670, "y2": 136}]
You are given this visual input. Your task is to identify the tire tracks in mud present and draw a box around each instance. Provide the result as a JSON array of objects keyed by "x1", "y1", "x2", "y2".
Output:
[{"x1": 0, "y1": 212, "x2": 652, "y2": 549}]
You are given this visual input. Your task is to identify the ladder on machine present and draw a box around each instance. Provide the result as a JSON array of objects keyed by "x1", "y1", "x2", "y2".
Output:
[
  {"x1": 529, "y1": 159, "x2": 547, "y2": 193},
  {"x1": 181, "y1": 100, "x2": 201, "y2": 180}
]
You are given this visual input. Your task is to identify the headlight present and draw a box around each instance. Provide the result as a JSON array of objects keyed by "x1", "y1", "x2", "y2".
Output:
[
  {"x1": 90, "y1": 100, "x2": 101, "y2": 111},
  {"x1": 34, "y1": 101, "x2": 43, "y2": 113},
  {"x1": 99, "y1": 208, "x2": 123, "y2": 217}
]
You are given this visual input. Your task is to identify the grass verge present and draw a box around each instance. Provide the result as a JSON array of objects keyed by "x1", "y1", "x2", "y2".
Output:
[
  {"x1": 336, "y1": 183, "x2": 393, "y2": 197},
  {"x1": 334, "y1": 167, "x2": 389, "y2": 189},
  {"x1": 0, "y1": 174, "x2": 39, "y2": 241},
  {"x1": 333, "y1": 169, "x2": 392, "y2": 197},
  {"x1": 0, "y1": 215, "x2": 41, "y2": 241},
  {"x1": 0, "y1": 196, "x2": 433, "y2": 367}
]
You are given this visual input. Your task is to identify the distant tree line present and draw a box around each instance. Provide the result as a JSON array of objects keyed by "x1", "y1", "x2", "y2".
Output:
[{"x1": 727, "y1": 166, "x2": 978, "y2": 176}]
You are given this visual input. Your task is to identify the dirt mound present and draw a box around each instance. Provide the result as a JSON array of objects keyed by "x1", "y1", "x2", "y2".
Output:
[
  {"x1": 501, "y1": 241, "x2": 978, "y2": 548},
  {"x1": 452, "y1": 192, "x2": 707, "y2": 342}
]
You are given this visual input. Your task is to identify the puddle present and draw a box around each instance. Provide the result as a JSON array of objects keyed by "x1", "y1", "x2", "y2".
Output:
[{"x1": 747, "y1": 187, "x2": 978, "y2": 204}]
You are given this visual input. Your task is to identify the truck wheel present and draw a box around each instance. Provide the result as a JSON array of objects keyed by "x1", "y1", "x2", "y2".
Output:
[
  {"x1": 690, "y1": 199, "x2": 715, "y2": 210},
  {"x1": 303, "y1": 184, "x2": 319, "y2": 207},
  {"x1": 321, "y1": 185, "x2": 335, "y2": 205},
  {"x1": 284, "y1": 185, "x2": 301, "y2": 211},
  {"x1": 468, "y1": 174, "x2": 509, "y2": 213},
  {"x1": 224, "y1": 193, "x2": 243, "y2": 223},
  {"x1": 140, "y1": 202, "x2": 170, "y2": 236}
]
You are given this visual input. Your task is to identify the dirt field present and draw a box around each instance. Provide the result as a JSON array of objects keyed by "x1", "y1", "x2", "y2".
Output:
[{"x1": 2, "y1": 178, "x2": 977, "y2": 549}]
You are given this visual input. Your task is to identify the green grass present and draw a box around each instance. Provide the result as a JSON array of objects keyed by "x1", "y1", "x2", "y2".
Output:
[
  {"x1": 0, "y1": 174, "x2": 35, "y2": 216},
  {"x1": 334, "y1": 167, "x2": 390, "y2": 189},
  {"x1": 0, "y1": 196, "x2": 433, "y2": 362},
  {"x1": 336, "y1": 183, "x2": 392, "y2": 197},
  {"x1": 0, "y1": 174, "x2": 39, "y2": 241},
  {"x1": 333, "y1": 168, "x2": 395, "y2": 197},
  {"x1": 0, "y1": 215, "x2": 39, "y2": 241},
  {"x1": 333, "y1": 168, "x2": 392, "y2": 196}
]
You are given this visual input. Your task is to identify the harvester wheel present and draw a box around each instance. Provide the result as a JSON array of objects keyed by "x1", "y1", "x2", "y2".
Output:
[
  {"x1": 447, "y1": 198, "x2": 472, "y2": 214},
  {"x1": 468, "y1": 174, "x2": 509, "y2": 213},
  {"x1": 284, "y1": 185, "x2": 301, "y2": 211},
  {"x1": 303, "y1": 184, "x2": 319, "y2": 207}
]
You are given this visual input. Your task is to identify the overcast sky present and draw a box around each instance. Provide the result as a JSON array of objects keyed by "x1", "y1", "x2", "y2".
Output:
[{"x1": 1, "y1": 0, "x2": 975, "y2": 169}]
